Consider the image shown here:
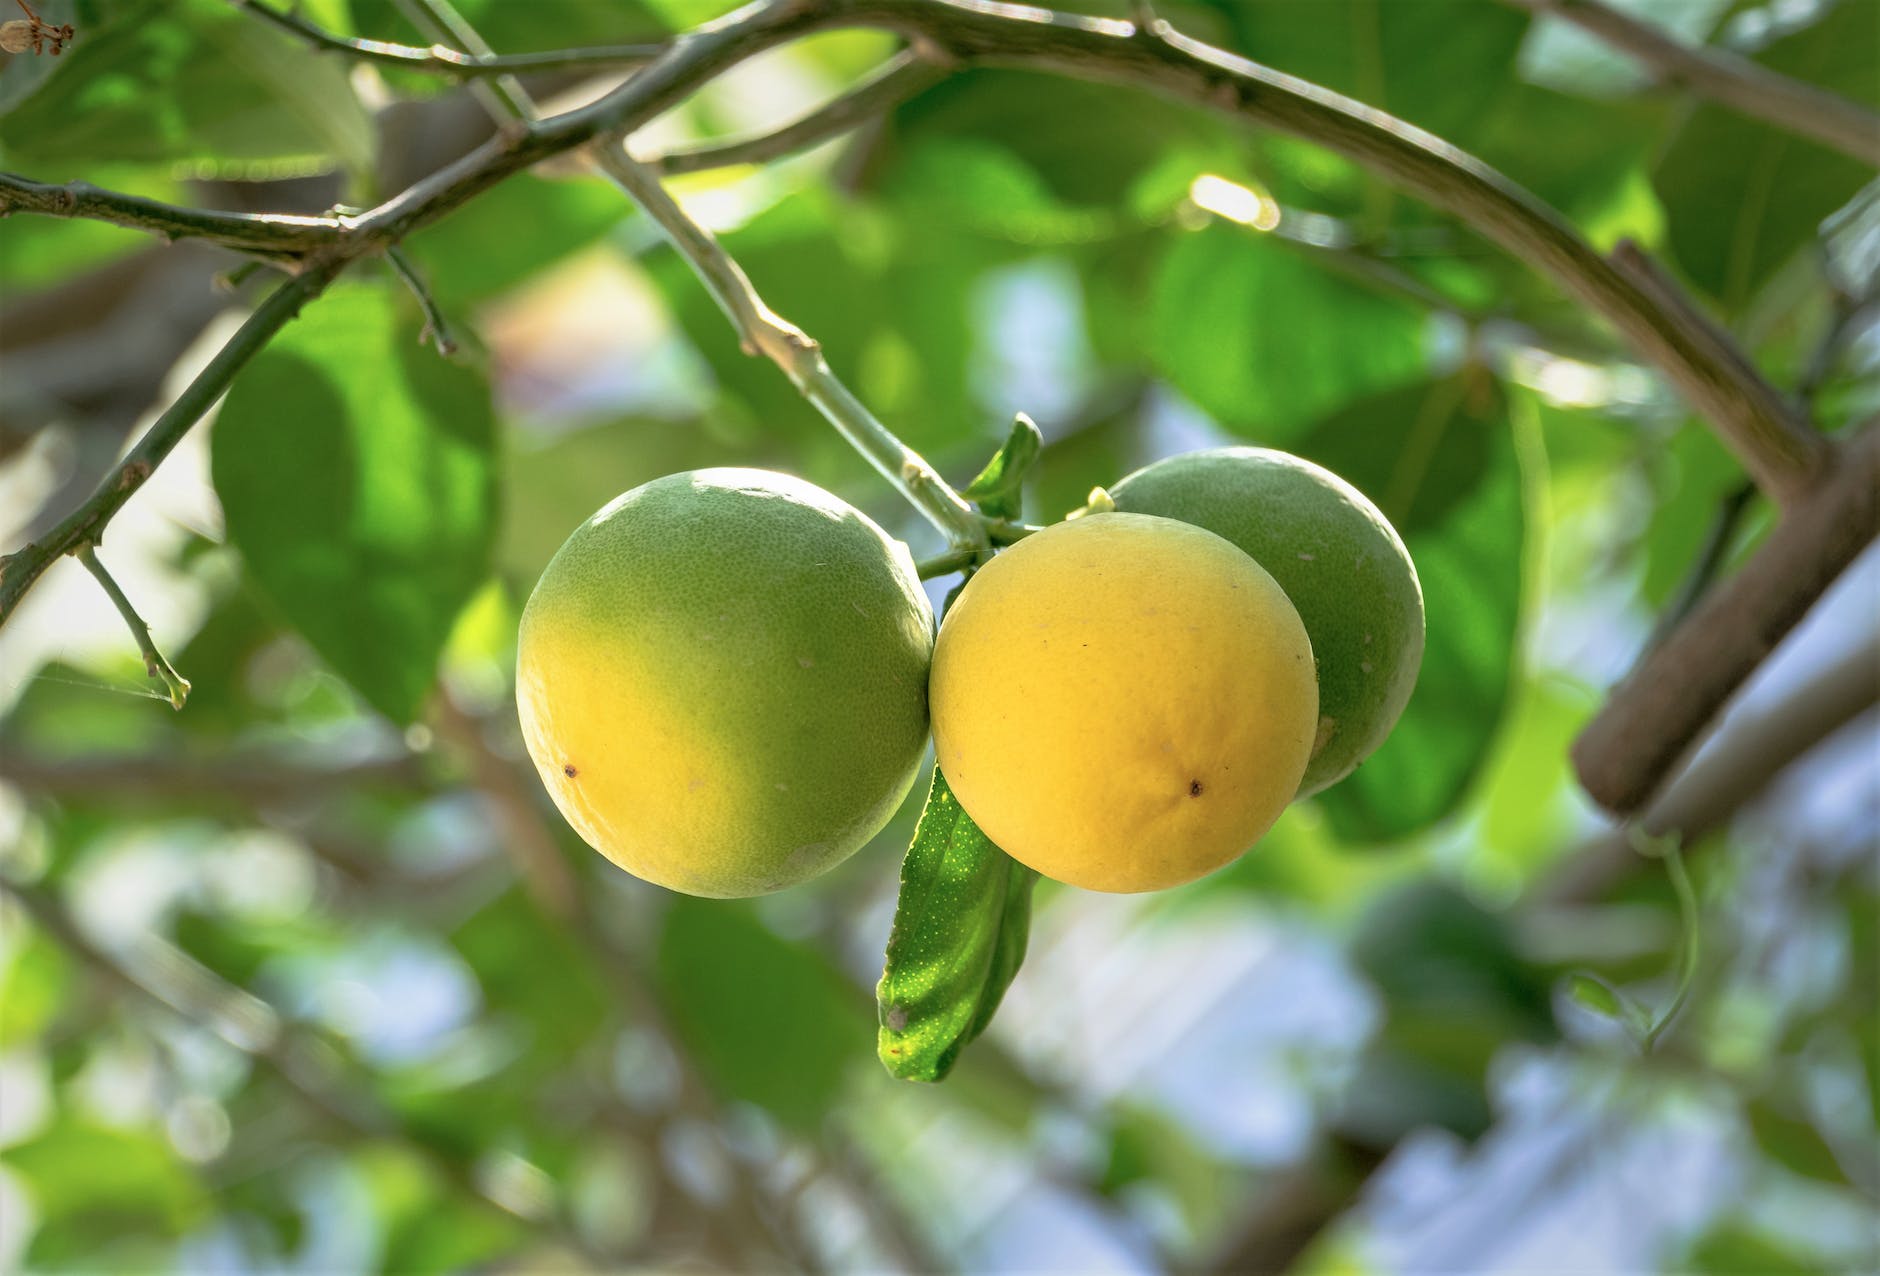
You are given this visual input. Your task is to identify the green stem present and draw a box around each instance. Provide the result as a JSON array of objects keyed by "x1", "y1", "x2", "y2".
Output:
[
  {"x1": 592, "y1": 141, "x2": 988, "y2": 550},
  {"x1": 915, "y1": 547, "x2": 977, "y2": 579},
  {"x1": 75, "y1": 544, "x2": 191, "y2": 710},
  {"x1": 1631, "y1": 829, "x2": 1702, "y2": 1053},
  {"x1": 0, "y1": 265, "x2": 341, "y2": 626}
]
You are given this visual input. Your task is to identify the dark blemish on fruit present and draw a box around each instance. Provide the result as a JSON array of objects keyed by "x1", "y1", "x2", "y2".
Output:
[
  {"x1": 563, "y1": 764, "x2": 578, "y2": 778},
  {"x1": 1188, "y1": 779, "x2": 1203, "y2": 797},
  {"x1": 887, "y1": 1005, "x2": 909, "y2": 1031}
]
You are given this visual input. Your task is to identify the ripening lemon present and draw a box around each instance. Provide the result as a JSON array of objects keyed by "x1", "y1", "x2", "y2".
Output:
[
  {"x1": 517, "y1": 468, "x2": 933, "y2": 897},
  {"x1": 930, "y1": 513, "x2": 1317, "y2": 894},
  {"x1": 1111, "y1": 448, "x2": 1424, "y2": 796}
]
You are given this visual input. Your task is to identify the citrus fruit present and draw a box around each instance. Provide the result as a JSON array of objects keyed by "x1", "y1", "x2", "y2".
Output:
[
  {"x1": 516, "y1": 468, "x2": 934, "y2": 897},
  {"x1": 1111, "y1": 447, "x2": 1423, "y2": 796},
  {"x1": 929, "y1": 513, "x2": 1317, "y2": 894}
]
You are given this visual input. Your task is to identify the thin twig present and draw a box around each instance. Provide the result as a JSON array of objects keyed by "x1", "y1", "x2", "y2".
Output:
[
  {"x1": 0, "y1": 263, "x2": 342, "y2": 625},
  {"x1": 648, "y1": 52, "x2": 946, "y2": 174},
  {"x1": 1639, "y1": 835, "x2": 1701, "y2": 1052},
  {"x1": 593, "y1": 139, "x2": 989, "y2": 549},
  {"x1": 386, "y1": 247, "x2": 458, "y2": 355},
  {"x1": 73, "y1": 543, "x2": 191, "y2": 709},
  {"x1": 232, "y1": 0, "x2": 660, "y2": 79},
  {"x1": 393, "y1": 0, "x2": 536, "y2": 122},
  {"x1": 1504, "y1": 0, "x2": 1880, "y2": 166}
]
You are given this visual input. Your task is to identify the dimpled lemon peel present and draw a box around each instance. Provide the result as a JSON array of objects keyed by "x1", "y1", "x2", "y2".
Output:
[
  {"x1": 1112, "y1": 447, "x2": 1424, "y2": 796},
  {"x1": 929, "y1": 513, "x2": 1318, "y2": 894},
  {"x1": 517, "y1": 468, "x2": 934, "y2": 897}
]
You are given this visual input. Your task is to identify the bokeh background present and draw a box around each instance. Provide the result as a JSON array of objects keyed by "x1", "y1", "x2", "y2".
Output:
[{"x1": 1, "y1": 0, "x2": 1876, "y2": 1272}]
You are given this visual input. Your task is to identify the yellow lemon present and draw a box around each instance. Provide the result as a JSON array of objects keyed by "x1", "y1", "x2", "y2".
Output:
[
  {"x1": 517, "y1": 468, "x2": 933, "y2": 897},
  {"x1": 930, "y1": 513, "x2": 1317, "y2": 893},
  {"x1": 1111, "y1": 447, "x2": 1424, "y2": 796}
]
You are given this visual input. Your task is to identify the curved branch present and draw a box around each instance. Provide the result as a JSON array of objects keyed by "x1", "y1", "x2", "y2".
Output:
[
  {"x1": 647, "y1": 51, "x2": 945, "y2": 174},
  {"x1": 0, "y1": 264, "x2": 342, "y2": 624},
  {"x1": 232, "y1": 0, "x2": 662, "y2": 78},
  {"x1": 1506, "y1": 0, "x2": 1880, "y2": 167},
  {"x1": 0, "y1": 171, "x2": 342, "y2": 255},
  {"x1": 1572, "y1": 421, "x2": 1879, "y2": 815},
  {"x1": 838, "y1": 0, "x2": 1824, "y2": 504}
]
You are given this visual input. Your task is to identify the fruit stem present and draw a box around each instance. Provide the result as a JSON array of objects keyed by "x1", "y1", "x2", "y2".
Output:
[
  {"x1": 590, "y1": 136, "x2": 990, "y2": 553},
  {"x1": 915, "y1": 547, "x2": 977, "y2": 579}
]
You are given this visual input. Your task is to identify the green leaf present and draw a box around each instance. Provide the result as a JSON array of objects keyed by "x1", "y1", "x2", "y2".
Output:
[
  {"x1": 0, "y1": 0, "x2": 372, "y2": 174},
  {"x1": 1150, "y1": 223, "x2": 1429, "y2": 439},
  {"x1": 0, "y1": 921, "x2": 70, "y2": 1047},
  {"x1": 212, "y1": 285, "x2": 497, "y2": 723},
  {"x1": 404, "y1": 174, "x2": 630, "y2": 309},
  {"x1": 4, "y1": 1120, "x2": 210, "y2": 1242},
  {"x1": 1202, "y1": 0, "x2": 1531, "y2": 150},
  {"x1": 962, "y1": 414, "x2": 1044, "y2": 521},
  {"x1": 647, "y1": 189, "x2": 988, "y2": 457},
  {"x1": 1298, "y1": 374, "x2": 1536, "y2": 843},
  {"x1": 882, "y1": 69, "x2": 1223, "y2": 213},
  {"x1": 876, "y1": 768, "x2": 1038, "y2": 1083},
  {"x1": 1685, "y1": 1225, "x2": 1831, "y2": 1275},
  {"x1": 656, "y1": 896, "x2": 864, "y2": 1130},
  {"x1": 1563, "y1": 971, "x2": 1652, "y2": 1038},
  {"x1": 1652, "y1": 0, "x2": 1879, "y2": 312}
]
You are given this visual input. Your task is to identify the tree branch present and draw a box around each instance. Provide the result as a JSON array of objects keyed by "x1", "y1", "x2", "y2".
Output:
[
  {"x1": 0, "y1": 171, "x2": 342, "y2": 256},
  {"x1": 1504, "y1": 0, "x2": 1880, "y2": 167},
  {"x1": 0, "y1": 263, "x2": 342, "y2": 626},
  {"x1": 646, "y1": 50, "x2": 946, "y2": 174},
  {"x1": 1541, "y1": 640, "x2": 1878, "y2": 907},
  {"x1": 1572, "y1": 421, "x2": 1879, "y2": 815},
  {"x1": 231, "y1": 0, "x2": 662, "y2": 79}
]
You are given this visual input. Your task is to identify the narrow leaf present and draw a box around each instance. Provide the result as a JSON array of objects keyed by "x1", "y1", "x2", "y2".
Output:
[
  {"x1": 877, "y1": 768, "x2": 1038, "y2": 1082},
  {"x1": 1565, "y1": 971, "x2": 1624, "y2": 1019},
  {"x1": 962, "y1": 413, "x2": 1044, "y2": 521}
]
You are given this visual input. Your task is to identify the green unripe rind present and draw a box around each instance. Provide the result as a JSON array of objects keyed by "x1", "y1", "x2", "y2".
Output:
[
  {"x1": 517, "y1": 468, "x2": 934, "y2": 896},
  {"x1": 1111, "y1": 447, "x2": 1424, "y2": 796}
]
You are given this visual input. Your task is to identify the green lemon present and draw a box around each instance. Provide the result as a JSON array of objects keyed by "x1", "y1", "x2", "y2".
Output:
[
  {"x1": 517, "y1": 468, "x2": 934, "y2": 897},
  {"x1": 1111, "y1": 447, "x2": 1424, "y2": 796}
]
